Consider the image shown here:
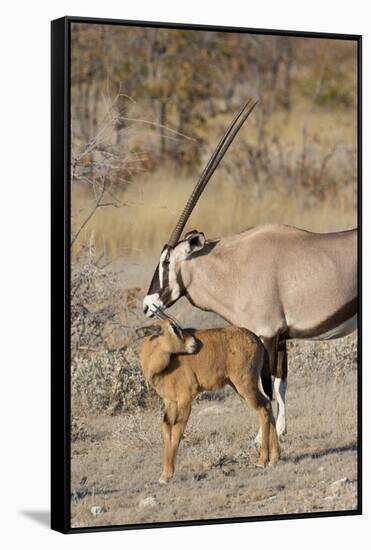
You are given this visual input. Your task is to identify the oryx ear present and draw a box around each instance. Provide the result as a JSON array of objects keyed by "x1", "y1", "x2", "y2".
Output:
[{"x1": 183, "y1": 230, "x2": 206, "y2": 257}]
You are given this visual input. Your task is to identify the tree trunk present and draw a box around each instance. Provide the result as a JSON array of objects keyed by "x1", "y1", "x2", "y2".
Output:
[{"x1": 159, "y1": 100, "x2": 167, "y2": 156}]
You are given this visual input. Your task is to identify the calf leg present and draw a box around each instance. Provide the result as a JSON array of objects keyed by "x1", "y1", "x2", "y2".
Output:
[
  {"x1": 160, "y1": 414, "x2": 174, "y2": 483},
  {"x1": 254, "y1": 402, "x2": 271, "y2": 466},
  {"x1": 159, "y1": 402, "x2": 191, "y2": 483},
  {"x1": 235, "y1": 382, "x2": 280, "y2": 467}
]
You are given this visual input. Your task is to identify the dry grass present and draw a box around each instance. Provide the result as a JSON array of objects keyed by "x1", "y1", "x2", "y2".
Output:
[
  {"x1": 70, "y1": 253, "x2": 358, "y2": 528},
  {"x1": 72, "y1": 169, "x2": 356, "y2": 260},
  {"x1": 70, "y1": 365, "x2": 357, "y2": 528},
  {"x1": 71, "y1": 102, "x2": 357, "y2": 260},
  {"x1": 70, "y1": 257, "x2": 358, "y2": 528}
]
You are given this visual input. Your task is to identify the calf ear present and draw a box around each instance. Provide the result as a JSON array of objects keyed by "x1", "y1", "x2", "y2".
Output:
[
  {"x1": 183, "y1": 231, "x2": 206, "y2": 256},
  {"x1": 136, "y1": 325, "x2": 163, "y2": 338},
  {"x1": 168, "y1": 322, "x2": 184, "y2": 341}
]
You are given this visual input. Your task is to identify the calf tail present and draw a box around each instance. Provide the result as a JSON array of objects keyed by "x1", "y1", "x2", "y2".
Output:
[{"x1": 260, "y1": 348, "x2": 272, "y2": 400}]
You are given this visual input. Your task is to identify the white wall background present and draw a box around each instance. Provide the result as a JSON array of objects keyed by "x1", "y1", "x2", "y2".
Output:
[{"x1": 0, "y1": 0, "x2": 369, "y2": 547}]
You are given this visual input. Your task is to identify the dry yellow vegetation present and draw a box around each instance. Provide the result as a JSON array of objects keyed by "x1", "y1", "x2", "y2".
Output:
[{"x1": 71, "y1": 107, "x2": 357, "y2": 260}]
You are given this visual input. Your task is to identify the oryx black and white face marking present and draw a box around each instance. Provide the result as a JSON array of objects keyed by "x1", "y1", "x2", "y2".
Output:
[
  {"x1": 143, "y1": 245, "x2": 181, "y2": 317},
  {"x1": 143, "y1": 231, "x2": 206, "y2": 317}
]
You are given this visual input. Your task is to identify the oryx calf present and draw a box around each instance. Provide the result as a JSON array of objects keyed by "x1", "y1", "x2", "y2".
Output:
[{"x1": 138, "y1": 318, "x2": 280, "y2": 483}]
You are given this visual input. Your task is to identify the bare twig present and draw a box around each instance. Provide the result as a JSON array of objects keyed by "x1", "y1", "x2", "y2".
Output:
[{"x1": 117, "y1": 116, "x2": 197, "y2": 142}]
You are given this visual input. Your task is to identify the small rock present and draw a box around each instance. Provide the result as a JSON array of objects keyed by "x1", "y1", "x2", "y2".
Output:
[
  {"x1": 267, "y1": 495, "x2": 277, "y2": 501},
  {"x1": 318, "y1": 466, "x2": 324, "y2": 472},
  {"x1": 90, "y1": 506, "x2": 105, "y2": 516},
  {"x1": 139, "y1": 496, "x2": 158, "y2": 509},
  {"x1": 221, "y1": 466, "x2": 235, "y2": 477},
  {"x1": 72, "y1": 489, "x2": 88, "y2": 502},
  {"x1": 331, "y1": 477, "x2": 348, "y2": 487},
  {"x1": 193, "y1": 472, "x2": 207, "y2": 481},
  {"x1": 198, "y1": 406, "x2": 225, "y2": 416},
  {"x1": 330, "y1": 477, "x2": 349, "y2": 494}
]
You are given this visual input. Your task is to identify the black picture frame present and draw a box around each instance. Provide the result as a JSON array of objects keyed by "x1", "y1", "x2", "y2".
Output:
[{"x1": 51, "y1": 15, "x2": 362, "y2": 534}]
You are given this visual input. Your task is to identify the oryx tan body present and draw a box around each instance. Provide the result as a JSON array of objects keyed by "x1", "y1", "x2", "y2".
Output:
[
  {"x1": 179, "y1": 224, "x2": 357, "y2": 340},
  {"x1": 140, "y1": 320, "x2": 279, "y2": 483}
]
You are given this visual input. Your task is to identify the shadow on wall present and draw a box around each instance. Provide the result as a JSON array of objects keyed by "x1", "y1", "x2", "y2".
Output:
[{"x1": 19, "y1": 510, "x2": 50, "y2": 528}]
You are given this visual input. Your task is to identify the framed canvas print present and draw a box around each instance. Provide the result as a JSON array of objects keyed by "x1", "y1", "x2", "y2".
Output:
[{"x1": 51, "y1": 16, "x2": 362, "y2": 533}]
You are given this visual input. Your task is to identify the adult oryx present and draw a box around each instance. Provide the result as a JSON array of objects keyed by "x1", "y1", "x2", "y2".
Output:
[{"x1": 142, "y1": 99, "x2": 358, "y2": 439}]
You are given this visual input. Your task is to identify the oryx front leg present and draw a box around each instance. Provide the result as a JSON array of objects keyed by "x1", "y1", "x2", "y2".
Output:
[
  {"x1": 255, "y1": 335, "x2": 278, "y2": 447},
  {"x1": 274, "y1": 377, "x2": 287, "y2": 438}
]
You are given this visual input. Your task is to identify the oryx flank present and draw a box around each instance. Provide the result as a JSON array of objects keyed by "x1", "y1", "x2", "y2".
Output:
[{"x1": 142, "y1": 99, "x2": 358, "y2": 439}]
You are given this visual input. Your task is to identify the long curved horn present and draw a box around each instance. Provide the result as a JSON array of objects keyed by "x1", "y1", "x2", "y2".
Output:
[
  {"x1": 152, "y1": 305, "x2": 166, "y2": 320},
  {"x1": 167, "y1": 98, "x2": 258, "y2": 247},
  {"x1": 152, "y1": 305, "x2": 183, "y2": 333}
]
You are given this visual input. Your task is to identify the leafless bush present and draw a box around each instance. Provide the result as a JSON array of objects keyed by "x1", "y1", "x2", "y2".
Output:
[
  {"x1": 71, "y1": 88, "x2": 196, "y2": 258},
  {"x1": 70, "y1": 93, "x2": 143, "y2": 357},
  {"x1": 71, "y1": 243, "x2": 123, "y2": 355},
  {"x1": 71, "y1": 91, "x2": 144, "y2": 254},
  {"x1": 222, "y1": 129, "x2": 356, "y2": 205},
  {"x1": 114, "y1": 411, "x2": 163, "y2": 450},
  {"x1": 71, "y1": 415, "x2": 90, "y2": 442},
  {"x1": 288, "y1": 335, "x2": 357, "y2": 379},
  {"x1": 71, "y1": 346, "x2": 160, "y2": 416},
  {"x1": 71, "y1": 90, "x2": 147, "y2": 189},
  {"x1": 70, "y1": 241, "x2": 150, "y2": 415}
]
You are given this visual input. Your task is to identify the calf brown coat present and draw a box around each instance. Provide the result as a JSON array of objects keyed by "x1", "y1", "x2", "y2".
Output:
[{"x1": 139, "y1": 321, "x2": 280, "y2": 483}]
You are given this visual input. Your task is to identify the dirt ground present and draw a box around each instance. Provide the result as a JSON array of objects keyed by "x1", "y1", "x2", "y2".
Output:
[{"x1": 71, "y1": 365, "x2": 358, "y2": 528}]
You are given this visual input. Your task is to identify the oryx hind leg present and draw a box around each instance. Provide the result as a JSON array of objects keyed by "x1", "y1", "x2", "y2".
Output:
[
  {"x1": 274, "y1": 342, "x2": 288, "y2": 438},
  {"x1": 255, "y1": 335, "x2": 284, "y2": 446}
]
